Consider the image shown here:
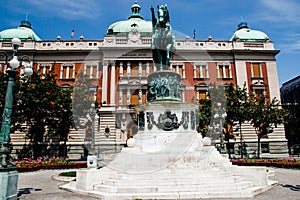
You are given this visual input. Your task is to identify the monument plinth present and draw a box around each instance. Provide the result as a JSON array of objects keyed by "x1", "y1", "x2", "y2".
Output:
[{"x1": 62, "y1": 4, "x2": 276, "y2": 199}]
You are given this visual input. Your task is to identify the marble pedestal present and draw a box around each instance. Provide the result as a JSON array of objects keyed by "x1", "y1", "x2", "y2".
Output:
[
  {"x1": 62, "y1": 133, "x2": 276, "y2": 199},
  {"x1": 0, "y1": 169, "x2": 18, "y2": 200}
]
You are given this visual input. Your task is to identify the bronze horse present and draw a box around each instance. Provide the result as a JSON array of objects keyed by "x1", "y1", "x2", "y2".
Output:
[{"x1": 151, "y1": 5, "x2": 176, "y2": 70}]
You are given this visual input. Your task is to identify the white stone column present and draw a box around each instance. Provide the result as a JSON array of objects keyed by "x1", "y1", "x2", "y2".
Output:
[
  {"x1": 138, "y1": 62, "x2": 142, "y2": 77},
  {"x1": 66, "y1": 66, "x2": 70, "y2": 79},
  {"x1": 72, "y1": 66, "x2": 75, "y2": 78},
  {"x1": 102, "y1": 62, "x2": 108, "y2": 104},
  {"x1": 266, "y1": 61, "x2": 281, "y2": 100},
  {"x1": 60, "y1": 65, "x2": 63, "y2": 79},
  {"x1": 222, "y1": 66, "x2": 225, "y2": 78},
  {"x1": 89, "y1": 66, "x2": 93, "y2": 78},
  {"x1": 120, "y1": 62, "x2": 123, "y2": 77},
  {"x1": 206, "y1": 66, "x2": 209, "y2": 78},
  {"x1": 182, "y1": 90, "x2": 185, "y2": 102},
  {"x1": 200, "y1": 66, "x2": 203, "y2": 78},
  {"x1": 138, "y1": 89, "x2": 142, "y2": 104},
  {"x1": 119, "y1": 90, "x2": 123, "y2": 106},
  {"x1": 42, "y1": 66, "x2": 46, "y2": 75},
  {"x1": 235, "y1": 61, "x2": 248, "y2": 89},
  {"x1": 182, "y1": 64, "x2": 186, "y2": 78},
  {"x1": 110, "y1": 62, "x2": 116, "y2": 105},
  {"x1": 96, "y1": 64, "x2": 99, "y2": 79},
  {"x1": 127, "y1": 62, "x2": 131, "y2": 77},
  {"x1": 84, "y1": 65, "x2": 87, "y2": 75},
  {"x1": 146, "y1": 62, "x2": 150, "y2": 76},
  {"x1": 176, "y1": 65, "x2": 179, "y2": 74},
  {"x1": 196, "y1": 91, "x2": 199, "y2": 101},
  {"x1": 126, "y1": 89, "x2": 131, "y2": 105}
]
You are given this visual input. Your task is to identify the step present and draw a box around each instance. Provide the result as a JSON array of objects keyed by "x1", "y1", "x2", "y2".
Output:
[
  {"x1": 109, "y1": 170, "x2": 233, "y2": 180},
  {"x1": 94, "y1": 181, "x2": 252, "y2": 193},
  {"x1": 102, "y1": 176, "x2": 245, "y2": 187}
]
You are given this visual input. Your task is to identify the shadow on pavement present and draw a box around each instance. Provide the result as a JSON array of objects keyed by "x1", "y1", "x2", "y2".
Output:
[
  {"x1": 18, "y1": 188, "x2": 42, "y2": 197},
  {"x1": 281, "y1": 184, "x2": 300, "y2": 192}
]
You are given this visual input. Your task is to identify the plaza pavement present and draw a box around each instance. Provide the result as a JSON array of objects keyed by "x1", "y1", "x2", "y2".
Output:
[{"x1": 17, "y1": 167, "x2": 300, "y2": 200}]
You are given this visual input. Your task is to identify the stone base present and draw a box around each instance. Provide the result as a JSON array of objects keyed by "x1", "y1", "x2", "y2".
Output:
[
  {"x1": 0, "y1": 170, "x2": 18, "y2": 200},
  {"x1": 62, "y1": 141, "x2": 276, "y2": 199},
  {"x1": 87, "y1": 155, "x2": 98, "y2": 168}
]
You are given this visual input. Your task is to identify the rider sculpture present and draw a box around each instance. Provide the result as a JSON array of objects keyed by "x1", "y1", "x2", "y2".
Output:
[{"x1": 151, "y1": 5, "x2": 176, "y2": 70}]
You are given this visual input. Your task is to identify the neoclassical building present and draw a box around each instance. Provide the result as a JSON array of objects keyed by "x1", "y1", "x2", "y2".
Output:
[{"x1": 0, "y1": 2, "x2": 288, "y2": 158}]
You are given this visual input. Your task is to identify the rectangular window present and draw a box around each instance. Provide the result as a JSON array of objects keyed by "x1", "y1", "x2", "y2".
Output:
[
  {"x1": 252, "y1": 63, "x2": 261, "y2": 78},
  {"x1": 142, "y1": 92, "x2": 146, "y2": 103},
  {"x1": 61, "y1": 65, "x2": 74, "y2": 79},
  {"x1": 195, "y1": 67, "x2": 200, "y2": 78},
  {"x1": 39, "y1": 64, "x2": 51, "y2": 76},
  {"x1": 199, "y1": 91, "x2": 207, "y2": 100},
  {"x1": 195, "y1": 65, "x2": 208, "y2": 78},
  {"x1": 142, "y1": 65, "x2": 146, "y2": 77},
  {"x1": 225, "y1": 65, "x2": 230, "y2": 78},
  {"x1": 86, "y1": 65, "x2": 98, "y2": 78},
  {"x1": 123, "y1": 67, "x2": 127, "y2": 77},
  {"x1": 130, "y1": 91, "x2": 139, "y2": 105},
  {"x1": 172, "y1": 65, "x2": 183, "y2": 76},
  {"x1": 218, "y1": 64, "x2": 231, "y2": 79},
  {"x1": 219, "y1": 67, "x2": 224, "y2": 78},
  {"x1": 131, "y1": 63, "x2": 138, "y2": 77},
  {"x1": 122, "y1": 93, "x2": 127, "y2": 105}
]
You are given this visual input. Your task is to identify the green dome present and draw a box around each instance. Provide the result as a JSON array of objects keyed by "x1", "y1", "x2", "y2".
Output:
[
  {"x1": 107, "y1": 2, "x2": 152, "y2": 36},
  {"x1": 0, "y1": 20, "x2": 41, "y2": 41},
  {"x1": 230, "y1": 22, "x2": 269, "y2": 42}
]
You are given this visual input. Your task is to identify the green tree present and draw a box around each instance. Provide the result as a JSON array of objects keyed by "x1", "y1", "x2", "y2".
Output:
[
  {"x1": 225, "y1": 84, "x2": 251, "y2": 158},
  {"x1": 250, "y1": 95, "x2": 289, "y2": 158},
  {"x1": 197, "y1": 98, "x2": 212, "y2": 137},
  {"x1": 14, "y1": 70, "x2": 73, "y2": 158},
  {"x1": 72, "y1": 72, "x2": 95, "y2": 129}
]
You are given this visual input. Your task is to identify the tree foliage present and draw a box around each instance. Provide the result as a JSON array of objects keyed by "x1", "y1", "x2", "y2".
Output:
[
  {"x1": 197, "y1": 83, "x2": 289, "y2": 158},
  {"x1": 72, "y1": 72, "x2": 95, "y2": 129},
  {"x1": 0, "y1": 70, "x2": 74, "y2": 158},
  {"x1": 197, "y1": 98, "x2": 212, "y2": 137},
  {"x1": 250, "y1": 95, "x2": 289, "y2": 158}
]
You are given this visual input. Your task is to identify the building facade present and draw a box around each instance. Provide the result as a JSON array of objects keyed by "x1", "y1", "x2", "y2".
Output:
[
  {"x1": 0, "y1": 3, "x2": 288, "y2": 158},
  {"x1": 280, "y1": 76, "x2": 300, "y2": 154}
]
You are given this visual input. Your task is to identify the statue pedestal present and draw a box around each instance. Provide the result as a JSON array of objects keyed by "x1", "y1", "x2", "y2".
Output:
[
  {"x1": 0, "y1": 169, "x2": 18, "y2": 200},
  {"x1": 61, "y1": 101, "x2": 275, "y2": 199},
  {"x1": 62, "y1": 142, "x2": 275, "y2": 199}
]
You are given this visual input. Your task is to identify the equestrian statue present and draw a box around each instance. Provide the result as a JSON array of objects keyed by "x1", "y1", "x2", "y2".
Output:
[{"x1": 151, "y1": 5, "x2": 176, "y2": 70}]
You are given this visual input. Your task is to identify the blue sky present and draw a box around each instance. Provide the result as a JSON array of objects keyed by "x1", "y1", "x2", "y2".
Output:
[{"x1": 0, "y1": 0, "x2": 299, "y2": 86}]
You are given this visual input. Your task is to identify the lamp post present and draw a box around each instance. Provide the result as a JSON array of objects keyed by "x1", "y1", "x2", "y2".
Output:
[
  {"x1": 87, "y1": 103, "x2": 98, "y2": 168},
  {"x1": 0, "y1": 38, "x2": 33, "y2": 200},
  {"x1": 214, "y1": 102, "x2": 227, "y2": 154}
]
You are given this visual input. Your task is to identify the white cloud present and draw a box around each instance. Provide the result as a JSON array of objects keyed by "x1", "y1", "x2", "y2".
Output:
[
  {"x1": 278, "y1": 41, "x2": 300, "y2": 53},
  {"x1": 27, "y1": 0, "x2": 102, "y2": 20},
  {"x1": 259, "y1": 0, "x2": 300, "y2": 23}
]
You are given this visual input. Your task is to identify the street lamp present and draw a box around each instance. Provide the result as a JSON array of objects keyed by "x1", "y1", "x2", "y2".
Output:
[
  {"x1": 87, "y1": 103, "x2": 98, "y2": 168},
  {"x1": 214, "y1": 102, "x2": 227, "y2": 154},
  {"x1": 0, "y1": 38, "x2": 33, "y2": 199}
]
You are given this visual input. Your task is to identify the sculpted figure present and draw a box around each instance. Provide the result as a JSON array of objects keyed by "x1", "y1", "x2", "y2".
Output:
[{"x1": 151, "y1": 5, "x2": 175, "y2": 70}]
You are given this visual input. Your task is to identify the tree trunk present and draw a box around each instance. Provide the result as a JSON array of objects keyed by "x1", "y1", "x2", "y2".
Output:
[
  {"x1": 240, "y1": 122, "x2": 243, "y2": 158},
  {"x1": 257, "y1": 135, "x2": 261, "y2": 159}
]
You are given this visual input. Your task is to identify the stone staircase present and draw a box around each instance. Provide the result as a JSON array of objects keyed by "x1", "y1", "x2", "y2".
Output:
[{"x1": 62, "y1": 145, "x2": 276, "y2": 199}]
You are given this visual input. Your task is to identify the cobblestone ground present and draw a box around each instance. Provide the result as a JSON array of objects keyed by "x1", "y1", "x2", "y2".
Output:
[{"x1": 18, "y1": 168, "x2": 300, "y2": 200}]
